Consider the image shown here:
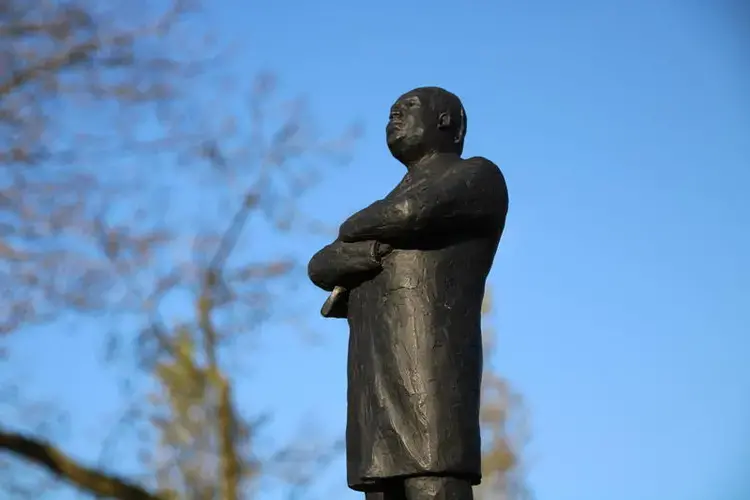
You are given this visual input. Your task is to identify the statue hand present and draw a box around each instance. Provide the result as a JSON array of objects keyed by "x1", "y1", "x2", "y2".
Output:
[
  {"x1": 338, "y1": 217, "x2": 357, "y2": 241},
  {"x1": 328, "y1": 240, "x2": 392, "y2": 290}
]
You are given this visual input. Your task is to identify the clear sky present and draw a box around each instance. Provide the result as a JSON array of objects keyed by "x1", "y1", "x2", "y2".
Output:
[{"x1": 6, "y1": 1, "x2": 749, "y2": 500}]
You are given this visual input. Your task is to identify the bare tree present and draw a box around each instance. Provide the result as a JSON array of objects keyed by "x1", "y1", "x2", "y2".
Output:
[
  {"x1": 1, "y1": 0, "x2": 204, "y2": 337},
  {"x1": 1, "y1": 1, "x2": 357, "y2": 499}
]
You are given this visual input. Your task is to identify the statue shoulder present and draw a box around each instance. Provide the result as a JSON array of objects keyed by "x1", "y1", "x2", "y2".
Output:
[
  {"x1": 461, "y1": 156, "x2": 509, "y2": 215},
  {"x1": 463, "y1": 155, "x2": 499, "y2": 170},
  {"x1": 463, "y1": 156, "x2": 507, "y2": 186}
]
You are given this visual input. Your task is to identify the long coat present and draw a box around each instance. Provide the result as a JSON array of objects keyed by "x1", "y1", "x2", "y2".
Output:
[{"x1": 308, "y1": 156, "x2": 508, "y2": 492}]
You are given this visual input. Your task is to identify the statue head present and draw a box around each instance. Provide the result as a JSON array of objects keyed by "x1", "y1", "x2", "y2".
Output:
[{"x1": 386, "y1": 86, "x2": 467, "y2": 166}]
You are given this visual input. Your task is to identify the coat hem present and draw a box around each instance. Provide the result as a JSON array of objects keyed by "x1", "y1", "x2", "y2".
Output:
[{"x1": 348, "y1": 471, "x2": 482, "y2": 492}]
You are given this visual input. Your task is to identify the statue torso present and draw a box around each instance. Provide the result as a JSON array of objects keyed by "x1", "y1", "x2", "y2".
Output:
[{"x1": 348, "y1": 156, "x2": 504, "y2": 334}]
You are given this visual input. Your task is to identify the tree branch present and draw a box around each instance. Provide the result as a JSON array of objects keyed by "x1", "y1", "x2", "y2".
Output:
[
  {"x1": 0, "y1": 0, "x2": 189, "y2": 98},
  {"x1": 0, "y1": 428, "x2": 163, "y2": 500}
]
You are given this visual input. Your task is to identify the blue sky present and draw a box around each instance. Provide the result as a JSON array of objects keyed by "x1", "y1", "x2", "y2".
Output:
[{"x1": 5, "y1": 1, "x2": 749, "y2": 500}]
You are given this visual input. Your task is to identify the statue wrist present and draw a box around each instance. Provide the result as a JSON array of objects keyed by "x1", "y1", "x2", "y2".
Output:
[{"x1": 370, "y1": 241, "x2": 393, "y2": 264}]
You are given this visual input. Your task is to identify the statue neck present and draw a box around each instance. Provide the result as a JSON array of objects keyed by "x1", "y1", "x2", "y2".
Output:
[{"x1": 404, "y1": 151, "x2": 460, "y2": 170}]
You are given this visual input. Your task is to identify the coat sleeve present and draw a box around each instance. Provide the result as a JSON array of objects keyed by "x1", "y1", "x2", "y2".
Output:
[
  {"x1": 307, "y1": 239, "x2": 381, "y2": 291},
  {"x1": 338, "y1": 157, "x2": 508, "y2": 244}
]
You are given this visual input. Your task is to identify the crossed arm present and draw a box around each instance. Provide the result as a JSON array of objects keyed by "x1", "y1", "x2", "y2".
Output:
[
  {"x1": 338, "y1": 157, "x2": 508, "y2": 245},
  {"x1": 307, "y1": 239, "x2": 384, "y2": 292},
  {"x1": 308, "y1": 159, "x2": 507, "y2": 293}
]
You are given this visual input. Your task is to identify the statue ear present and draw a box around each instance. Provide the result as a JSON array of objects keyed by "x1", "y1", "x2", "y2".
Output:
[
  {"x1": 455, "y1": 105, "x2": 465, "y2": 144},
  {"x1": 437, "y1": 112, "x2": 451, "y2": 130}
]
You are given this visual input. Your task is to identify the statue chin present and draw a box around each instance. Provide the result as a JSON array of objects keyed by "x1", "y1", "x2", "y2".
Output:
[
  {"x1": 387, "y1": 135, "x2": 405, "y2": 154},
  {"x1": 388, "y1": 132, "x2": 423, "y2": 161},
  {"x1": 387, "y1": 142, "x2": 412, "y2": 164}
]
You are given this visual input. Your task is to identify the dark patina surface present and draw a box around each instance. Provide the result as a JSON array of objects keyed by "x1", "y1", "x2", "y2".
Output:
[{"x1": 308, "y1": 87, "x2": 509, "y2": 500}]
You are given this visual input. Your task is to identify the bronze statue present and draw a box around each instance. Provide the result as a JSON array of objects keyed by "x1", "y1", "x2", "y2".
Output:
[{"x1": 308, "y1": 87, "x2": 509, "y2": 500}]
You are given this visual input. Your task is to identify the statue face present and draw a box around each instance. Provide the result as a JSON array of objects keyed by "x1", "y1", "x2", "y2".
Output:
[{"x1": 386, "y1": 92, "x2": 433, "y2": 163}]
